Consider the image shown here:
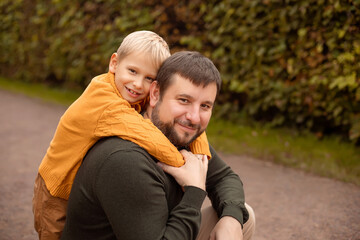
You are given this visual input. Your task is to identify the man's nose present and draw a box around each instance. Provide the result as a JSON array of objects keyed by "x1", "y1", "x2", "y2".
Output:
[{"x1": 185, "y1": 106, "x2": 201, "y2": 124}]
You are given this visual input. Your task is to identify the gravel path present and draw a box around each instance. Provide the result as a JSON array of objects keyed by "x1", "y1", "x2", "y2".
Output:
[{"x1": 0, "y1": 89, "x2": 359, "y2": 240}]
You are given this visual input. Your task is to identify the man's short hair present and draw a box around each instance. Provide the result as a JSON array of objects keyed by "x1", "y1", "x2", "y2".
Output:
[
  {"x1": 156, "y1": 51, "x2": 222, "y2": 98},
  {"x1": 116, "y1": 30, "x2": 171, "y2": 70}
]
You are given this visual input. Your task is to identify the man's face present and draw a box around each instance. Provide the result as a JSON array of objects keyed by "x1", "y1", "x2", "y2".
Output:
[{"x1": 150, "y1": 74, "x2": 217, "y2": 148}]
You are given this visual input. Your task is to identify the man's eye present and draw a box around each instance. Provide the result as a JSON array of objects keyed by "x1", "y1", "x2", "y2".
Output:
[
  {"x1": 201, "y1": 104, "x2": 212, "y2": 110},
  {"x1": 179, "y1": 98, "x2": 189, "y2": 103}
]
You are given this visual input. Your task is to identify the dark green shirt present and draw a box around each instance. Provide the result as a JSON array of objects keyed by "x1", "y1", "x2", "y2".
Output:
[{"x1": 61, "y1": 137, "x2": 248, "y2": 240}]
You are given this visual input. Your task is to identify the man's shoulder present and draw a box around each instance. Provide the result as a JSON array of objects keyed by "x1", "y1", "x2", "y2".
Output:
[
  {"x1": 81, "y1": 137, "x2": 155, "y2": 176},
  {"x1": 91, "y1": 136, "x2": 150, "y2": 157}
]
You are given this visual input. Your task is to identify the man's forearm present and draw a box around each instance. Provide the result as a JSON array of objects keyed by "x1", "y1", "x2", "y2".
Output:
[{"x1": 206, "y1": 145, "x2": 248, "y2": 226}]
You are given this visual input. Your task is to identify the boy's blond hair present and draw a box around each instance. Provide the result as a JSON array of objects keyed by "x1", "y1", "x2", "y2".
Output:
[{"x1": 117, "y1": 30, "x2": 171, "y2": 70}]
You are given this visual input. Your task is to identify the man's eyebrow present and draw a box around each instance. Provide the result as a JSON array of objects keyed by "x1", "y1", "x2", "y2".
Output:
[
  {"x1": 202, "y1": 100, "x2": 214, "y2": 107},
  {"x1": 177, "y1": 94, "x2": 193, "y2": 99},
  {"x1": 205, "y1": 101, "x2": 214, "y2": 106}
]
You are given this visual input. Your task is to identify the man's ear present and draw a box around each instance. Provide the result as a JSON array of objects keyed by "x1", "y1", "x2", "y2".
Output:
[
  {"x1": 149, "y1": 81, "x2": 160, "y2": 107},
  {"x1": 108, "y1": 53, "x2": 118, "y2": 73}
]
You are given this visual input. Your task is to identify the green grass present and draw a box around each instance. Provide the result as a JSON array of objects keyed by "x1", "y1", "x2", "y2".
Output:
[
  {"x1": 207, "y1": 118, "x2": 360, "y2": 186},
  {"x1": 1, "y1": 76, "x2": 359, "y2": 186},
  {"x1": 0, "y1": 77, "x2": 81, "y2": 105}
]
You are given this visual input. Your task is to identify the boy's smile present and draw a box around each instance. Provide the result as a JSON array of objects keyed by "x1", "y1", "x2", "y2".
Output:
[{"x1": 125, "y1": 86, "x2": 142, "y2": 97}]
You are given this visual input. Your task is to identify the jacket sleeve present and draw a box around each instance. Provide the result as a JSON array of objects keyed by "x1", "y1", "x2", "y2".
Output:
[
  {"x1": 205, "y1": 145, "x2": 249, "y2": 227},
  {"x1": 95, "y1": 149, "x2": 207, "y2": 240},
  {"x1": 94, "y1": 102, "x2": 211, "y2": 167}
]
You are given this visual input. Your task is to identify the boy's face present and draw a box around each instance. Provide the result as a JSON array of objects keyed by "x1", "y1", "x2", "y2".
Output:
[{"x1": 109, "y1": 52, "x2": 157, "y2": 103}]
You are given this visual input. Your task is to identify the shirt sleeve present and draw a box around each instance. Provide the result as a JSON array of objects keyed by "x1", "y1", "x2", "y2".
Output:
[
  {"x1": 205, "y1": 145, "x2": 249, "y2": 227},
  {"x1": 95, "y1": 102, "x2": 186, "y2": 167},
  {"x1": 95, "y1": 149, "x2": 207, "y2": 240}
]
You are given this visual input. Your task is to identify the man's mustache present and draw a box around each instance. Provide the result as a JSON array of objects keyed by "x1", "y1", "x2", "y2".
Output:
[{"x1": 174, "y1": 119, "x2": 201, "y2": 131}]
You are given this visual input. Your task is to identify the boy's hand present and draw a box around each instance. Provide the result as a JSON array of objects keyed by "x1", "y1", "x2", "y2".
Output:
[
  {"x1": 157, "y1": 150, "x2": 208, "y2": 191},
  {"x1": 195, "y1": 154, "x2": 205, "y2": 160}
]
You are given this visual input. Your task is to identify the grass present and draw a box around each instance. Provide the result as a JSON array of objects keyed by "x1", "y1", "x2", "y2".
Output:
[
  {"x1": 1, "y1": 76, "x2": 359, "y2": 186},
  {"x1": 207, "y1": 118, "x2": 360, "y2": 186},
  {"x1": 0, "y1": 77, "x2": 81, "y2": 105}
]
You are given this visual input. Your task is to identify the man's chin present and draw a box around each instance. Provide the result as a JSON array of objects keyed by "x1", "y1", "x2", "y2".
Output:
[
  {"x1": 177, "y1": 138, "x2": 195, "y2": 148},
  {"x1": 151, "y1": 106, "x2": 204, "y2": 148},
  {"x1": 174, "y1": 130, "x2": 203, "y2": 148}
]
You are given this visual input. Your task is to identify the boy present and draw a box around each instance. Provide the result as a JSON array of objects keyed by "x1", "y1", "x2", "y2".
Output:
[{"x1": 32, "y1": 31, "x2": 211, "y2": 240}]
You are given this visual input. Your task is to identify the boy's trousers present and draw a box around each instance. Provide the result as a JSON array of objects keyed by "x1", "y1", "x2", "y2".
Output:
[{"x1": 32, "y1": 174, "x2": 67, "y2": 240}]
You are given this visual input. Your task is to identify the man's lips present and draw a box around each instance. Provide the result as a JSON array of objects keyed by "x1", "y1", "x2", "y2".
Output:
[
  {"x1": 177, "y1": 123, "x2": 196, "y2": 132},
  {"x1": 175, "y1": 120, "x2": 200, "y2": 133}
]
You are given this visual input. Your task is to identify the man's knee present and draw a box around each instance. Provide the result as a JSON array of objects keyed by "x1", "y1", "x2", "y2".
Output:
[
  {"x1": 243, "y1": 203, "x2": 256, "y2": 240},
  {"x1": 198, "y1": 203, "x2": 256, "y2": 240}
]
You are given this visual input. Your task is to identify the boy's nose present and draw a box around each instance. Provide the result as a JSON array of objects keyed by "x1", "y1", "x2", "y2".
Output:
[{"x1": 132, "y1": 77, "x2": 143, "y2": 89}]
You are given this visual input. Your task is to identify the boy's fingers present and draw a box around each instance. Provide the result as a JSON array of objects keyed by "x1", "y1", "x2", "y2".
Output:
[
  {"x1": 179, "y1": 149, "x2": 190, "y2": 157},
  {"x1": 203, "y1": 155, "x2": 209, "y2": 164}
]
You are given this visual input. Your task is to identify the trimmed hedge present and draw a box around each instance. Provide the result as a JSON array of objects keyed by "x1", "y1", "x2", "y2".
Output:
[
  {"x1": 1, "y1": 0, "x2": 359, "y2": 142},
  {"x1": 200, "y1": 0, "x2": 360, "y2": 143},
  {"x1": 0, "y1": 0, "x2": 155, "y2": 88}
]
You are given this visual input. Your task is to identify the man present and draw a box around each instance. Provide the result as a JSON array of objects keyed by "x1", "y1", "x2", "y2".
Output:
[{"x1": 61, "y1": 51, "x2": 255, "y2": 240}]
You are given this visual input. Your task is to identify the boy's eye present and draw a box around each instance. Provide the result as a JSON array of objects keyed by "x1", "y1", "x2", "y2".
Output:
[
  {"x1": 129, "y1": 68, "x2": 136, "y2": 74},
  {"x1": 145, "y1": 76, "x2": 154, "y2": 82}
]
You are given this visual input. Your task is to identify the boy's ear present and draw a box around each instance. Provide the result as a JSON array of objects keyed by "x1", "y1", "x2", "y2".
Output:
[
  {"x1": 109, "y1": 53, "x2": 118, "y2": 73},
  {"x1": 149, "y1": 81, "x2": 160, "y2": 107}
]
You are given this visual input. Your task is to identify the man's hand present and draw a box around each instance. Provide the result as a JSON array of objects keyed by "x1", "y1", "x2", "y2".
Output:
[
  {"x1": 157, "y1": 150, "x2": 208, "y2": 191},
  {"x1": 209, "y1": 216, "x2": 243, "y2": 240}
]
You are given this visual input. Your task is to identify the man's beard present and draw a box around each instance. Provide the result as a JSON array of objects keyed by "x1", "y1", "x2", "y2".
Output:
[{"x1": 151, "y1": 103, "x2": 204, "y2": 148}]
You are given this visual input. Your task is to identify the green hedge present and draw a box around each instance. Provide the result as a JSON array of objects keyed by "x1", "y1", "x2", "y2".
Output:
[
  {"x1": 0, "y1": 0, "x2": 155, "y2": 89},
  {"x1": 200, "y1": 0, "x2": 360, "y2": 143},
  {"x1": 1, "y1": 0, "x2": 359, "y2": 143}
]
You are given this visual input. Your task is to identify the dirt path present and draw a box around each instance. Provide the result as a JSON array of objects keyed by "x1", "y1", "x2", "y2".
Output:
[{"x1": 0, "y1": 89, "x2": 359, "y2": 240}]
